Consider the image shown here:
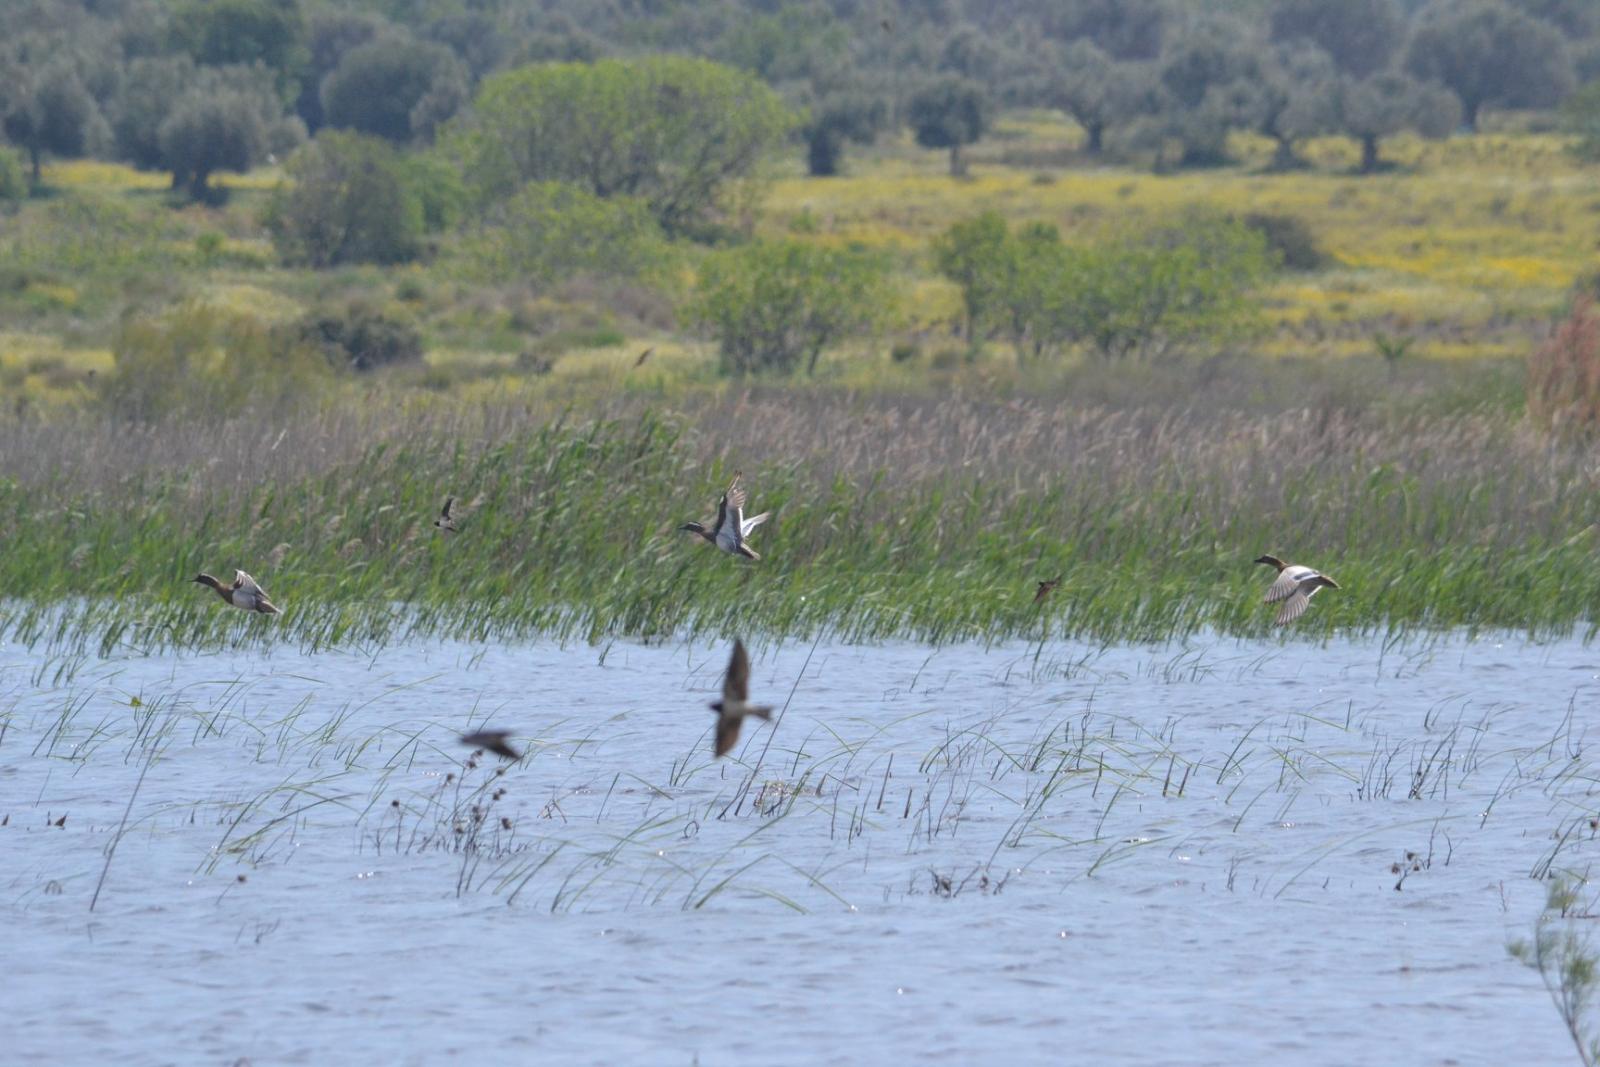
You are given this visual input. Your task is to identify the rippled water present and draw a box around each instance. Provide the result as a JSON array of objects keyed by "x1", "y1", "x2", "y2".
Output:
[{"x1": 3, "y1": 632, "x2": 1597, "y2": 1065}]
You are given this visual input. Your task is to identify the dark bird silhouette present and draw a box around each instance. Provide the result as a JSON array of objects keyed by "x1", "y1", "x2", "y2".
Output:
[
  {"x1": 1033, "y1": 576, "x2": 1062, "y2": 603},
  {"x1": 434, "y1": 496, "x2": 458, "y2": 533},
  {"x1": 192, "y1": 570, "x2": 279, "y2": 614},
  {"x1": 460, "y1": 729, "x2": 521, "y2": 761},
  {"x1": 634, "y1": 346, "x2": 655, "y2": 368},
  {"x1": 709, "y1": 639, "x2": 773, "y2": 757}
]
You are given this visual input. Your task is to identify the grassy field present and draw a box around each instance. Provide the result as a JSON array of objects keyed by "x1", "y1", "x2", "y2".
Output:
[{"x1": 0, "y1": 123, "x2": 1592, "y2": 411}]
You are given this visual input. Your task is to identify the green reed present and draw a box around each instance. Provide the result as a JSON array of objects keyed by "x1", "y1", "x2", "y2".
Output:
[{"x1": 1, "y1": 395, "x2": 1597, "y2": 652}]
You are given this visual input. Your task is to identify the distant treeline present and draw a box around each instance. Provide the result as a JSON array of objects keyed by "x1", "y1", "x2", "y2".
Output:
[{"x1": 1, "y1": 0, "x2": 1596, "y2": 195}]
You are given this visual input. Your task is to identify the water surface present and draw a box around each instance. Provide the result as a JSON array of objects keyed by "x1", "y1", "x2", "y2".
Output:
[{"x1": 3, "y1": 633, "x2": 1596, "y2": 1065}]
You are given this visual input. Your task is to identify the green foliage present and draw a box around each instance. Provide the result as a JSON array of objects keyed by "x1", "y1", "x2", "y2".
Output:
[
  {"x1": 168, "y1": 0, "x2": 307, "y2": 94},
  {"x1": 1333, "y1": 72, "x2": 1461, "y2": 173},
  {"x1": 1509, "y1": 876, "x2": 1600, "y2": 1066},
  {"x1": 1269, "y1": 0, "x2": 1404, "y2": 78},
  {"x1": 108, "y1": 55, "x2": 195, "y2": 171},
  {"x1": 1562, "y1": 80, "x2": 1600, "y2": 161},
  {"x1": 689, "y1": 239, "x2": 894, "y2": 376},
  {"x1": 265, "y1": 131, "x2": 425, "y2": 267},
  {"x1": 800, "y1": 93, "x2": 888, "y2": 178},
  {"x1": 453, "y1": 56, "x2": 796, "y2": 234},
  {"x1": 0, "y1": 55, "x2": 105, "y2": 183},
  {"x1": 101, "y1": 302, "x2": 329, "y2": 421},
  {"x1": 159, "y1": 66, "x2": 303, "y2": 200},
  {"x1": 1241, "y1": 212, "x2": 1325, "y2": 271},
  {"x1": 457, "y1": 181, "x2": 665, "y2": 286},
  {"x1": 296, "y1": 301, "x2": 423, "y2": 372},
  {"x1": 930, "y1": 210, "x2": 1013, "y2": 342},
  {"x1": 933, "y1": 211, "x2": 1274, "y2": 361},
  {"x1": 1048, "y1": 40, "x2": 1156, "y2": 155},
  {"x1": 0, "y1": 145, "x2": 26, "y2": 203},
  {"x1": 320, "y1": 34, "x2": 466, "y2": 143},
  {"x1": 907, "y1": 77, "x2": 991, "y2": 176},
  {"x1": 1405, "y1": 0, "x2": 1574, "y2": 130}
]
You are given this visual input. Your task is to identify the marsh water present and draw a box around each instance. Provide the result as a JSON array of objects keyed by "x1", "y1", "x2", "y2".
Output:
[{"x1": 3, "y1": 630, "x2": 1596, "y2": 1065}]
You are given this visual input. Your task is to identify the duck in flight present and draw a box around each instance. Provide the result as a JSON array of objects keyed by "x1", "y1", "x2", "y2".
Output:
[
  {"x1": 680, "y1": 471, "x2": 770, "y2": 560},
  {"x1": 434, "y1": 496, "x2": 458, "y2": 533},
  {"x1": 192, "y1": 570, "x2": 280, "y2": 614},
  {"x1": 709, "y1": 638, "x2": 773, "y2": 757},
  {"x1": 1033, "y1": 576, "x2": 1062, "y2": 604},
  {"x1": 1255, "y1": 554, "x2": 1340, "y2": 625}
]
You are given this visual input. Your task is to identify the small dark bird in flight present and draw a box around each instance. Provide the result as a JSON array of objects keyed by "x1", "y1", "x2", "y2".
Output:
[
  {"x1": 460, "y1": 730, "x2": 521, "y2": 761},
  {"x1": 634, "y1": 346, "x2": 655, "y2": 368},
  {"x1": 1033, "y1": 576, "x2": 1062, "y2": 603},
  {"x1": 710, "y1": 639, "x2": 773, "y2": 758},
  {"x1": 434, "y1": 496, "x2": 458, "y2": 533}
]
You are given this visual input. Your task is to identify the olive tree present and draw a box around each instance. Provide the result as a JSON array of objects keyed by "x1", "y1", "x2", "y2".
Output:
[
  {"x1": 1049, "y1": 40, "x2": 1156, "y2": 155},
  {"x1": 320, "y1": 34, "x2": 467, "y2": 143},
  {"x1": 453, "y1": 57, "x2": 795, "y2": 235},
  {"x1": 159, "y1": 66, "x2": 303, "y2": 200},
  {"x1": 1269, "y1": 0, "x2": 1405, "y2": 78},
  {"x1": 0, "y1": 54, "x2": 105, "y2": 184},
  {"x1": 689, "y1": 239, "x2": 893, "y2": 376},
  {"x1": 907, "y1": 76, "x2": 991, "y2": 176},
  {"x1": 265, "y1": 131, "x2": 424, "y2": 266},
  {"x1": 1334, "y1": 72, "x2": 1461, "y2": 172},
  {"x1": 1405, "y1": 0, "x2": 1574, "y2": 130}
]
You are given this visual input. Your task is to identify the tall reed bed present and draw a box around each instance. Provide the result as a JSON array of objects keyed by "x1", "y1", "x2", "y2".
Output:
[{"x1": 1, "y1": 390, "x2": 1596, "y2": 651}]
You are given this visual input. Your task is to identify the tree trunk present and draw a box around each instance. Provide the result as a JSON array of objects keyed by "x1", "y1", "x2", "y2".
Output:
[
  {"x1": 1360, "y1": 134, "x2": 1380, "y2": 174},
  {"x1": 807, "y1": 129, "x2": 842, "y2": 177},
  {"x1": 189, "y1": 168, "x2": 211, "y2": 201},
  {"x1": 1463, "y1": 97, "x2": 1480, "y2": 133},
  {"x1": 29, "y1": 145, "x2": 41, "y2": 186},
  {"x1": 948, "y1": 142, "x2": 965, "y2": 177},
  {"x1": 1270, "y1": 136, "x2": 1297, "y2": 171},
  {"x1": 1085, "y1": 122, "x2": 1104, "y2": 155}
]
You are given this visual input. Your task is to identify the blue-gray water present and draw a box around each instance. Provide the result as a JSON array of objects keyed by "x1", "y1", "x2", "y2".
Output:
[{"x1": 3, "y1": 633, "x2": 1596, "y2": 1065}]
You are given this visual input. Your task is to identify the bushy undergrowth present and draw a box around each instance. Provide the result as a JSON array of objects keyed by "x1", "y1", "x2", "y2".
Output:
[
  {"x1": 1527, "y1": 294, "x2": 1600, "y2": 438},
  {"x1": 0, "y1": 389, "x2": 1596, "y2": 654}
]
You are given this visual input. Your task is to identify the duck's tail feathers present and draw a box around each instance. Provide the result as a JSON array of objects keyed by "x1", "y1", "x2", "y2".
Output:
[{"x1": 737, "y1": 544, "x2": 761, "y2": 561}]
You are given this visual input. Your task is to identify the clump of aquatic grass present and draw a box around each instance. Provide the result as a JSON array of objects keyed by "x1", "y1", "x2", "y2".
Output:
[
  {"x1": 0, "y1": 384, "x2": 1598, "y2": 653},
  {"x1": 1511, "y1": 876, "x2": 1600, "y2": 1066},
  {"x1": 1528, "y1": 295, "x2": 1600, "y2": 439}
]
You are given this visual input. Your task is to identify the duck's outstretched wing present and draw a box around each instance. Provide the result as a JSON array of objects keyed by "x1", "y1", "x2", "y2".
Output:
[
  {"x1": 1264, "y1": 565, "x2": 1313, "y2": 604},
  {"x1": 740, "y1": 511, "x2": 770, "y2": 538},
  {"x1": 440, "y1": 496, "x2": 455, "y2": 520},
  {"x1": 233, "y1": 570, "x2": 265, "y2": 596}
]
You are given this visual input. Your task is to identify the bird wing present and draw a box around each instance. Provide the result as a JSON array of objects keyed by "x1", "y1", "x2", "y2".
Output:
[
  {"x1": 634, "y1": 347, "x2": 654, "y2": 368},
  {"x1": 1274, "y1": 588, "x2": 1312, "y2": 626},
  {"x1": 740, "y1": 511, "x2": 770, "y2": 538},
  {"x1": 714, "y1": 714, "x2": 743, "y2": 757},
  {"x1": 723, "y1": 639, "x2": 751, "y2": 704},
  {"x1": 1264, "y1": 565, "x2": 1314, "y2": 604},
  {"x1": 233, "y1": 570, "x2": 265, "y2": 596},
  {"x1": 440, "y1": 496, "x2": 454, "y2": 520}
]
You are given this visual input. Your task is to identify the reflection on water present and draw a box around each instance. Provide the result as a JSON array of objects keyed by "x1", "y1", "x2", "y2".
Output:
[{"x1": 3, "y1": 633, "x2": 1596, "y2": 1065}]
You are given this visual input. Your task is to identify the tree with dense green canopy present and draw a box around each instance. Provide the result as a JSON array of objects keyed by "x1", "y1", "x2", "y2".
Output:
[
  {"x1": 460, "y1": 181, "x2": 665, "y2": 285},
  {"x1": 1048, "y1": 40, "x2": 1156, "y2": 155},
  {"x1": 799, "y1": 92, "x2": 887, "y2": 177},
  {"x1": 1560, "y1": 79, "x2": 1600, "y2": 161},
  {"x1": 453, "y1": 56, "x2": 795, "y2": 234},
  {"x1": 0, "y1": 50, "x2": 105, "y2": 184},
  {"x1": 168, "y1": 0, "x2": 306, "y2": 93},
  {"x1": 320, "y1": 34, "x2": 466, "y2": 143},
  {"x1": 1269, "y1": 0, "x2": 1405, "y2": 78},
  {"x1": 266, "y1": 131, "x2": 427, "y2": 267},
  {"x1": 907, "y1": 76, "x2": 991, "y2": 176},
  {"x1": 158, "y1": 66, "x2": 302, "y2": 199},
  {"x1": 1333, "y1": 72, "x2": 1460, "y2": 172},
  {"x1": 690, "y1": 240, "x2": 894, "y2": 376},
  {"x1": 1405, "y1": 0, "x2": 1574, "y2": 130}
]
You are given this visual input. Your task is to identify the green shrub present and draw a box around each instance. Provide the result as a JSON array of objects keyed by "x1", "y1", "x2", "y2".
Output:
[
  {"x1": 297, "y1": 302, "x2": 424, "y2": 372},
  {"x1": 102, "y1": 303, "x2": 329, "y2": 421},
  {"x1": 266, "y1": 132, "x2": 424, "y2": 267},
  {"x1": 457, "y1": 181, "x2": 665, "y2": 286},
  {"x1": 688, "y1": 239, "x2": 894, "y2": 376},
  {"x1": 1241, "y1": 212, "x2": 1324, "y2": 271},
  {"x1": 0, "y1": 146, "x2": 27, "y2": 204}
]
